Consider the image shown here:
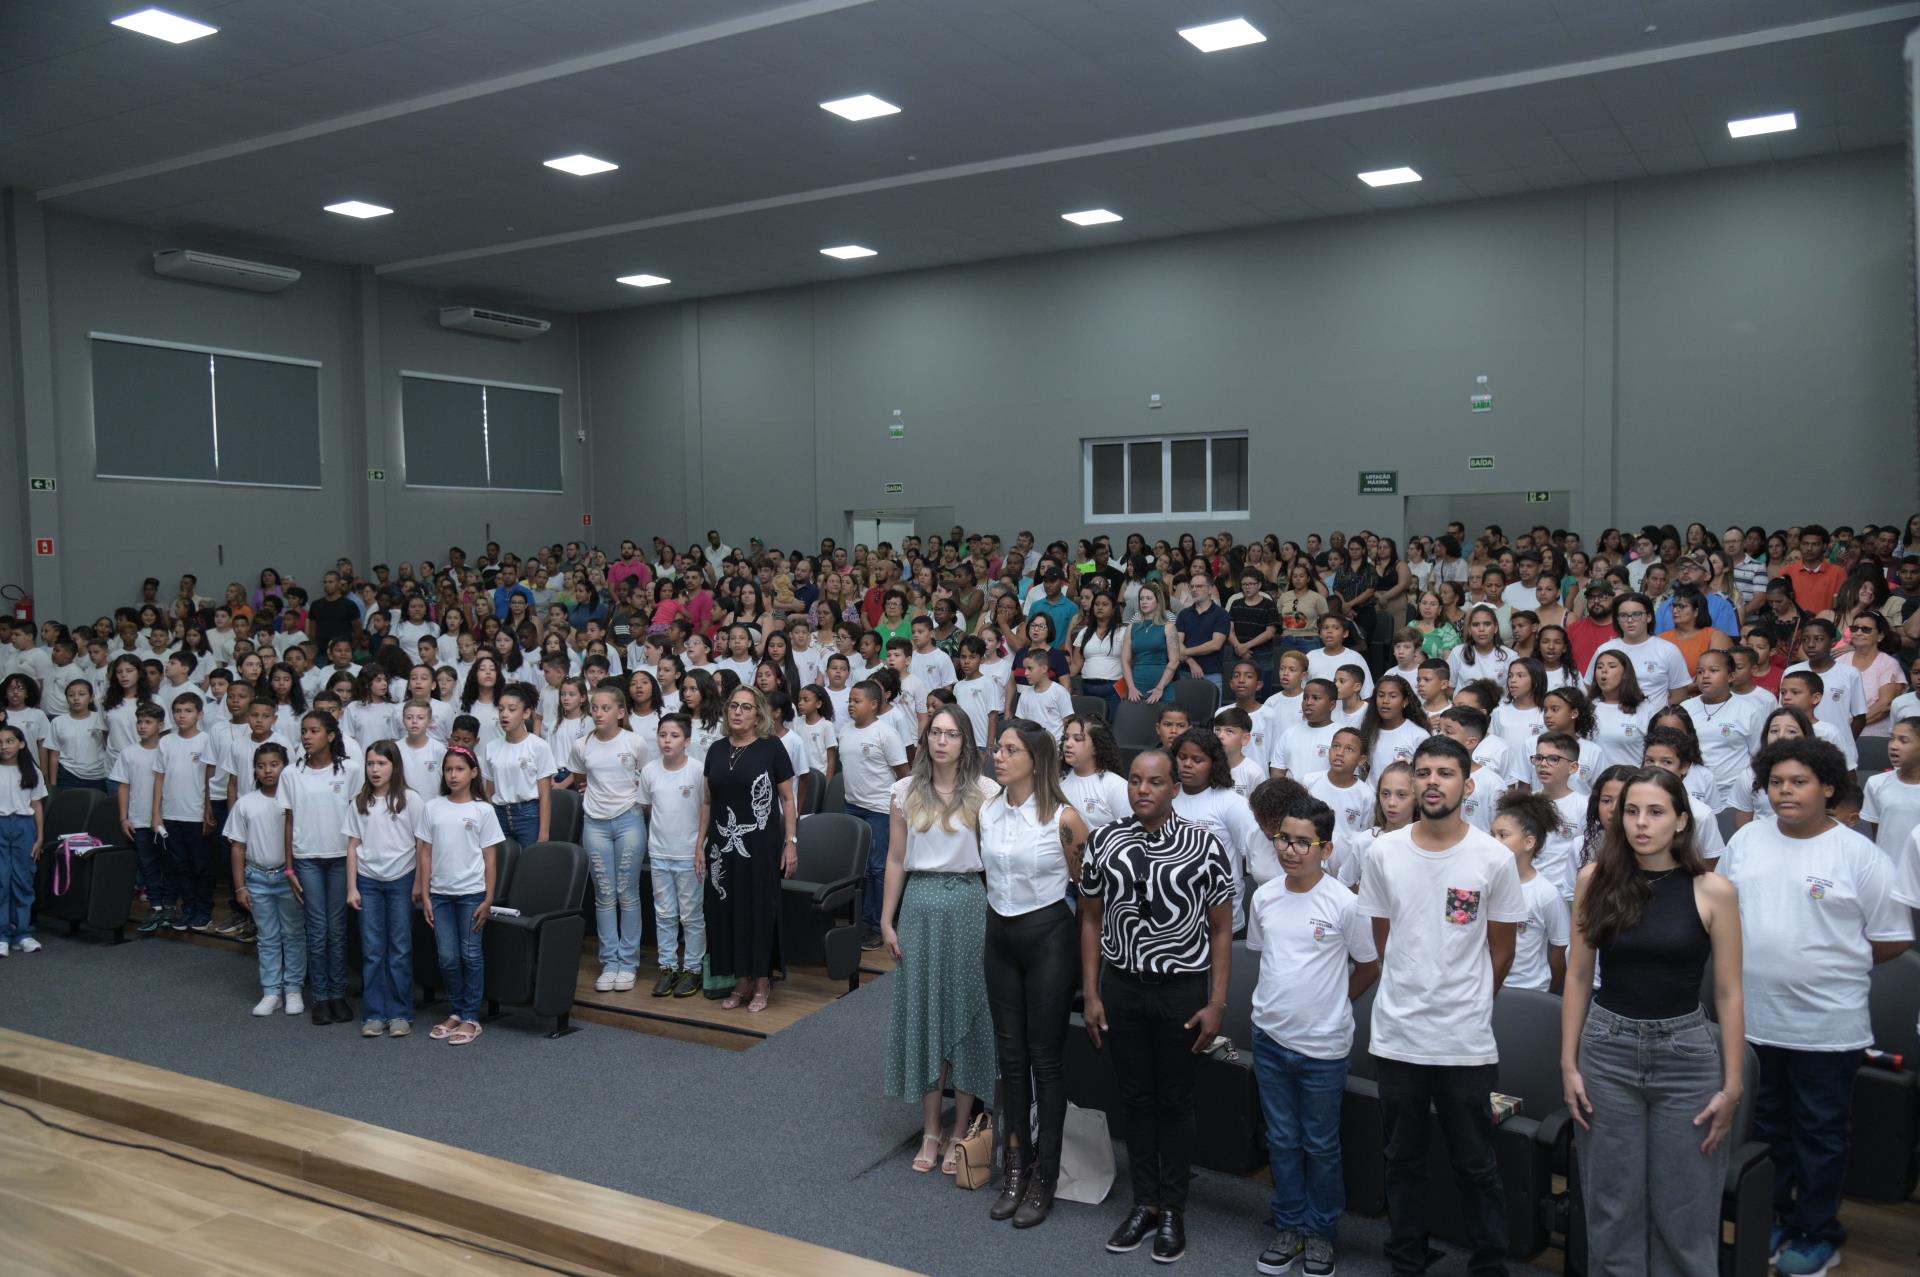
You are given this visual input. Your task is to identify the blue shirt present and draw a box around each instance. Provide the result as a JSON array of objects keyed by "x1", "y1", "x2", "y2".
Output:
[
  {"x1": 1175, "y1": 603, "x2": 1232, "y2": 676},
  {"x1": 1654, "y1": 592, "x2": 1740, "y2": 639},
  {"x1": 492, "y1": 584, "x2": 535, "y2": 622}
]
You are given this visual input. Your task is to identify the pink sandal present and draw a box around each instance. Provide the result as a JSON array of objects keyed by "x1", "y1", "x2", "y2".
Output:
[
  {"x1": 447, "y1": 1021, "x2": 483, "y2": 1046},
  {"x1": 428, "y1": 1016, "x2": 462, "y2": 1040}
]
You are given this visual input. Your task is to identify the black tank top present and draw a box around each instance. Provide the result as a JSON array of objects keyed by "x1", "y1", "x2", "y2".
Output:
[{"x1": 1593, "y1": 869, "x2": 1711, "y2": 1020}]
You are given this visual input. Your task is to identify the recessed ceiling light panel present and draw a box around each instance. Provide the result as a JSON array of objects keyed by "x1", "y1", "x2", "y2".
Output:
[
  {"x1": 820, "y1": 245, "x2": 878, "y2": 259},
  {"x1": 544, "y1": 154, "x2": 618, "y2": 176},
  {"x1": 820, "y1": 94, "x2": 901, "y2": 121},
  {"x1": 1727, "y1": 112, "x2": 1796, "y2": 138},
  {"x1": 111, "y1": 8, "x2": 217, "y2": 43},
  {"x1": 1357, "y1": 167, "x2": 1422, "y2": 187},
  {"x1": 324, "y1": 200, "x2": 393, "y2": 219},
  {"x1": 1178, "y1": 18, "x2": 1265, "y2": 53},
  {"x1": 616, "y1": 274, "x2": 671, "y2": 288},
  {"x1": 1062, "y1": 209, "x2": 1123, "y2": 226}
]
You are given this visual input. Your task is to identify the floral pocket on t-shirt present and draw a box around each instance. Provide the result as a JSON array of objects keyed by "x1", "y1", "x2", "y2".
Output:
[{"x1": 1444, "y1": 887, "x2": 1481, "y2": 926}]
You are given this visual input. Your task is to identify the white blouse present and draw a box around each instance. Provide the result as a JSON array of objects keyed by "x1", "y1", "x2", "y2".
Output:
[
  {"x1": 890, "y1": 775, "x2": 994, "y2": 874},
  {"x1": 979, "y1": 790, "x2": 1071, "y2": 918}
]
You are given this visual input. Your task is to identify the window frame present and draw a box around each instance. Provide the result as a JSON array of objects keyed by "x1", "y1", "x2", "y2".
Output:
[
  {"x1": 88, "y1": 332, "x2": 324, "y2": 491},
  {"x1": 1081, "y1": 430, "x2": 1249, "y2": 523},
  {"x1": 397, "y1": 370, "x2": 565, "y2": 494}
]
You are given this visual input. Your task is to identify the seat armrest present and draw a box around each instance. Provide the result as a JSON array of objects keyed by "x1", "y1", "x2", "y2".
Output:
[
  {"x1": 1534, "y1": 1109, "x2": 1575, "y2": 1155},
  {"x1": 487, "y1": 908, "x2": 579, "y2": 935}
]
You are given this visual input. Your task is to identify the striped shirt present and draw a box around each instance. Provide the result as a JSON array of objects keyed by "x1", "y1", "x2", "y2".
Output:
[
  {"x1": 1079, "y1": 813, "x2": 1233, "y2": 975},
  {"x1": 1732, "y1": 554, "x2": 1769, "y2": 601}
]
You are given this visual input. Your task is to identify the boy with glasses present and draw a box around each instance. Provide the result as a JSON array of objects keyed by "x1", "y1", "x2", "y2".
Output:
[{"x1": 1527, "y1": 731, "x2": 1588, "y2": 900}]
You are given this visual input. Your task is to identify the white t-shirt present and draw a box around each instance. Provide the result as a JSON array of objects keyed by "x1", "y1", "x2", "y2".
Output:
[
  {"x1": 839, "y1": 720, "x2": 908, "y2": 811},
  {"x1": 1489, "y1": 704, "x2": 1545, "y2": 776},
  {"x1": 1722, "y1": 818, "x2": 1912, "y2": 1050},
  {"x1": 640, "y1": 758, "x2": 703, "y2": 861},
  {"x1": 481, "y1": 733, "x2": 554, "y2": 804},
  {"x1": 1305, "y1": 771, "x2": 1375, "y2": 880},
  {"x1": 779, "y1": 728, "x2": 812, "y2": 780},
  {"x1": 343, "y1": 791, "x2": 424, "y2": 881},
  {"x1": 1278, "y1": 721, "x2": 1337, "y2": 778},
  {"x1": 1173, "y1": 784, "x2": 1268, "y2": 932},
  {"x1": 284, "y1": 755, "x2": 364, "y2": 859},
  {"x1": 1681, "y1": 696, "x2": 1766, "y2": 806},
  {"x1": 107, "y1": 742, "x2": 163, "y2": 827},
  {"x1": 1063, "y1": 769, "x2": 1131, "y2": 829},
  {"x1": 1308, "y1": 649, "x2": 1373, "y2": 699},
  {"x1": 1250, "y1": 873, "x2": 1379, "y2": 1059},
  {"x1": 1592, "y1": 700, "x2": 1657, "y2": 770},
  {"x1": 909, "y1": 648, "x2": 956, "y2": 691},
  {"x1": 824, "y1": 684, "x2": 851, "y2": 722},
  {"x1": 156, "y1": 731, "x2": 214, "y2": 822},
  {"x1": 223, "y1": 787, "x2": 290, "y2": 868},
  {"x1": 1230, "y1": 756, "x2": 1266, "y2": 797},
  {"x1": 1459, "y1": 765, "x2": 1498, "y2": 833},
  {"x1": 1508, "y1": 872, "x2": 1571, "y2": 992},
  {"x1": 1784, "y1": 661, "x2": 1866, "y2": 769},
  {"x1": 1367, "y1": 720, "x2": 1428, "y2": 783},
  {"x1": 1356, "y1": 824, "x2": 1527, "y2": 1066},
  {"x1": 548, "y1": 714, "x2": 596, "y2": 775},
  {"x1": 1015, "y1": 682, "x2": 1073, "y2": 741},
  {"x1": 1254, "y1": 694, "x2": 1305, "y2": 761},
  {"x1": 568, "y1": 729, "x2": 646, "y2": 820},
  {"x1": 1539, "y1": 791, "x2": 1587, "y2": 899},
  {"x1": 1447, "y1": 644, "x2": 1518, "y2": 695},
  {"x1": 1586, "y1": 636, "x2": 1691, "y2": 706},
  {"x1": 791, "y1": 643, "x2": 828, "y2": 686},
  {"x1": 797, "y1": 716, "x2": 839, "y2": 772},
  {"x1": 47, "y1": 712, "x2": 109, "y2": 780},
  {"x1": 1472, "y1": 735, "x2": 1524, "y2": 790},
  {"x1": 953, "y1": 677, "x2": 1000, "y2": 748},
  {"x1": 0, "y1": 763, "x2": 47, "y2": 817},
  {"x1": 1862, "y1": 772, "x2": 1920, "y2": 869},
  {"x1": 219, "y1": 727, "x2": 294, "y2": 801},
  {"x1": 341, "y1": 699, "x2": 398, "y2": 752},
  {"x1": 398, "y1": 737, "x2": 447, "y2": 801},
  {"x1": 419, "y1": 796, "x2": 504, "y2": 896}
]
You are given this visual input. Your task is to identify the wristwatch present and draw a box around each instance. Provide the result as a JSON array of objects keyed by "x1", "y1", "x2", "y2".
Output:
[{"x1": 785, "y1": 835, "x2": 798, "y2": 844}]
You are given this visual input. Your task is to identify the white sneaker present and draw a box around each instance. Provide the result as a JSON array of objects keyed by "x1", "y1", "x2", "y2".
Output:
[
  {"x1": 594, "y1": 968, "x2": 617, "y2": 992},
  {"x1": 251, "y1": 993, "x2": 283, "y2": 1017},
  {"x1": 284, "y1": 991, "x2": 305, "y2": 1015},
  {"x1": 612, "y1": 970, "x2": 636, "y2": 991},
  {"x1": 0, "y1": 942, "x2": 9, "y2": 958},
  {"x1": 15, "y1": 937, "x2": 41, "y2": 954}
]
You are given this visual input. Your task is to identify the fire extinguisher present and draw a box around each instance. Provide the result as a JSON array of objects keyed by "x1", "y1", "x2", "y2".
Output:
[{"x1": 1, "y1": 585, "x2": 27, "y2": 623}]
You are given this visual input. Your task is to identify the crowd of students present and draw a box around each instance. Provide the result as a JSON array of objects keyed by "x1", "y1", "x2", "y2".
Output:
[{"x1": 2, "y1": 516, "x2": 1917, "y2": 1275}]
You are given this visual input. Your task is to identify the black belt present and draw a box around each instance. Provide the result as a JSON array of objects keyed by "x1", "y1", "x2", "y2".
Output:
[{"x1": 1104, "y1": 964, "x2": 1207, "y2": 987}]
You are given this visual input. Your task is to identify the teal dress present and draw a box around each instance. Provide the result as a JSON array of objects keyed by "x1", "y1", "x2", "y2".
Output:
[{"x1": 1130, "y1": 619, "x2": 1170, "y2": 693}]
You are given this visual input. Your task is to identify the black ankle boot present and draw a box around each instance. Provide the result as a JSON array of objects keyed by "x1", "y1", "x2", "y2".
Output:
[
  {"x1": 989, "y1": 1154, "x2": 1031, "y2": 1221},
  {"x1": 1011, "y1": 1174, "x2": 1056, "y2": 1229}
]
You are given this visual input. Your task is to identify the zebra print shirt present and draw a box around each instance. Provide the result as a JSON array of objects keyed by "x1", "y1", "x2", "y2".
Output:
[{"x1": 1079, "y1": 813, "x2": 1233, "y2": 976}]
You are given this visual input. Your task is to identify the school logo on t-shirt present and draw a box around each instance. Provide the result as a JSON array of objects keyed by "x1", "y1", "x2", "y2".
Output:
[
  {"x1": 1309, "y1": 915, "x2": 1334, "y2": 941},
  {"x1": 1445, "y1": 887, "x2": 1481, "y2": 925},
  {"x1": 461, "y1": 815, "x2": 480, "y2": 837},
  {"x1": 1806, "y1": 876, "x2": 1831, "y2": 902}
]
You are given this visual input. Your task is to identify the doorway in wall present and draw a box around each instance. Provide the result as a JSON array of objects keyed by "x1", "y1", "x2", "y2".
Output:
[
  {"x1": 1404, "y1": 491, "x2": 1570, "y2": 544},
  {"x1": 848, "y1": 511, "x2": 918, "y2": 554}
]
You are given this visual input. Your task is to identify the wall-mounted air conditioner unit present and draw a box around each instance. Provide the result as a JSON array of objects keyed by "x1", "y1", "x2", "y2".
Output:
[
  {"x1": 152, "y1": 249, "x2": 301, "y2": 293},
  {"x1": 438, "y1": 306, "x2": 551, "y2": 340}
]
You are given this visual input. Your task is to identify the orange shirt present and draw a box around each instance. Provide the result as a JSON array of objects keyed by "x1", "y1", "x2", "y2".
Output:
[{"x1": 1782, "y1": 560, "x2": 1846, "y2": 615}]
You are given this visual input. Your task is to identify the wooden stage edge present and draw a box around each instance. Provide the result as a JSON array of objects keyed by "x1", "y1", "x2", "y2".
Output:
[{"x1": 0, "y1": 1028, "x2": 919, "y2": 1277}]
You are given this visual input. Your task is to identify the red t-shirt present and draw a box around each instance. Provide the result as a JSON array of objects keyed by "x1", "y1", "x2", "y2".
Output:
[{"x1": 1567, "y1": 616, "x2": 1616, "y2": 673}]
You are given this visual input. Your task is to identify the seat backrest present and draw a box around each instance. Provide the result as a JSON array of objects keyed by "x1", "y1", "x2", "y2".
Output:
[
  {"x1": 1170, "y1": 678, "x2": 1220, "y2": 723},
  {"x1": 1490, "y1": 987, "x2": 1568, "y2": 1111},
  {"x1": 794, "y1": 812, "x2": 870, "y2": 884},
  {"x1": 1868, "y1": 948, "x2": 1920, "y2": 1060},
  {"x1": 1348, "y1": 982, "x2": 1379, "y2": 1078},
  {"x1": 547, "y1": 786, "x2": 584, "y2": 845},
  {"x1": 1070, "y1": 695, "x2": 1108, "y2": 724},
  {"x1": 1857, "y1": 734, "x2": 1892, "y2": 777},
  {"x1": 503, "y1": 841, "x2": 586, "y2": 914},
  {"x1": 822, "y1": 770, "x2": 846, "y2": 815},
  {"x1": 805, "y1": 769, "x2": 826, "y2": 815},
  {"x1": 82, "y1": 790, "x2": 123, "y2": 845},
  {"x1": 1715, "y1": 807, "x2": 1737, "y2": 841},
  {"x1": 494, "y1": 840, "x2": 522, "y2": 902},
  {"x1": 44, "y1": 788, "x2": 101, "y2": 843},
  {"x1": 1219, "y1": 940, "x2": 1263, "y2": 1045},
  {"x1": 1111, "y1": 700, "x2": 1160, "y2": 749}
]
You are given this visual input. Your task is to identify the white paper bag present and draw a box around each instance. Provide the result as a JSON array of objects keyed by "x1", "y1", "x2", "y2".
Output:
[{"x1": 1053, "y1": 1102, "x2": 1115, "y2": 1204}]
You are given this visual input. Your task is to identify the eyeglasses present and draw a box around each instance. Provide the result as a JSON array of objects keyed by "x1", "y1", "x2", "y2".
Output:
[
  {"x1": 727, "y1": 701, "x2": 756, "y2": 713},
  {"x1": 927, "y1": 728, "x2": 964, "y2": 742},
  {"x1": 1614, "y1": 610, "x2": 1647, "y2": 620},
  {"x1": 1271, "y1": 834, "x2": 1326, "y2": 853},
  {"x1": 1530, "y1": 753, "x2": 1574, "y2": 766},
  {"x1": 1849, "y1": 624, "x2": 1874, "y2": 633}
]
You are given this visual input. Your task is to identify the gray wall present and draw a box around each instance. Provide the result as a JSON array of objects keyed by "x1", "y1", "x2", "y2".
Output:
[
  {"x1": 2, "y1": 205, "x2": 584, "y2": 619},
  {"x1": 586, "y1": 148, "x2": 1913, "y2": 554}
]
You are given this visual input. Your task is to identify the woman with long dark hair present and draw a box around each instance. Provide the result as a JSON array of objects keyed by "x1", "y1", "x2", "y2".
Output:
[{"x1": 1562, "y1": 767, "x2": 1743, "y2": 1274}]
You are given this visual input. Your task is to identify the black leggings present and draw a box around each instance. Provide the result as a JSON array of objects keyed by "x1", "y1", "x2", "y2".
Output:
[{"x1": 984, "y1": 901, "x2": 1079, "y2": 1179}]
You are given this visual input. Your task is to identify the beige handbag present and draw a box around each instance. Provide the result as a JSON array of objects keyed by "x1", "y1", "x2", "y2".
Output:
[{"x1": 951, "y1": 1112, "x2": 995, "y2": 1190}]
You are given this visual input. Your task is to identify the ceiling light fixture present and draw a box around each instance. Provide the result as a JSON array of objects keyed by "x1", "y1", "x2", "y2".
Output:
[
  {"x1": 1357, "y1": 167, "x2": 1422, "y2": 187},
  {"x1": 820, "y1": 245, "x2": 878, "y2": 259},
  {"x1": 544, "y1": 154, "x2": 618, "y2": 176},
  {"x1": 616, "y1": 274, "x2": 671, "y2": 288},
  {"x1": 324, "y1": 200, "x2": 394, "y2": 219},
  {"x1": 1726, "y1": 112, "x2": 1796, "y2": 138},
  {"x1": 1062, "y1": 209, "x2": 1123, "y2": 226},
  {"x1": 820, "y1": 94, "x2": 901, "y2": 121},
  {"x1": 1178, "y1": 18, "x2": 1266, "y2": 53},
  {"x1": 111, "y1": 8, "x2": 217, "y2": 42}
]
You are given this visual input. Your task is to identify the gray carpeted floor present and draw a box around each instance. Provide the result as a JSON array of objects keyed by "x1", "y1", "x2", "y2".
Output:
[{"x1": 0, "y1": 931, "x2": 1551, "y2": 1275}]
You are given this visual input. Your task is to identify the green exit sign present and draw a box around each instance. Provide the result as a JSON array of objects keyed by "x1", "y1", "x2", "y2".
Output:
[
  {"x1": 367, "y1": 468, "x2": 386, "y2": 481},
  {"x1": 1468, "y1": 455, "x2": 1495, "y2": 471},
  {"x1": 28, "y1": 477, "x2": 56, "y2": 492},
  {"x1": 1357, "y1": 470, "x2": 1398, "y2": 495},
  {"x1": 1525, "y1": 491, "x2": 1552, "y2": 504}
]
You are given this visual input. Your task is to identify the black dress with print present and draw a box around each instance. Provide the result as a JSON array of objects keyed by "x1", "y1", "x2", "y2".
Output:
[{"x1": 703, "y1": 737, "x2": 794, "y2": 978}]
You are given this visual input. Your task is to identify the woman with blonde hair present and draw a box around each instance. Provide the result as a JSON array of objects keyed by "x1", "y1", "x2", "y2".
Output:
[
  {"x1": 881, "y1": 705, "x2": 1000, "y2": 1174},
  {"x1": 698, "y1": 686, "x2": 799, "y2": 1014}
]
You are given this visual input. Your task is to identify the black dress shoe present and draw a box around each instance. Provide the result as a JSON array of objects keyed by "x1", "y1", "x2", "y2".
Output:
[
  {"x1": 310, "y1": 999, "x2": 330, "y2": 1026},
  {"x1": 1107, "y1": 1205, "x2": 1161, "y2": 1252},
  {"x1": 329, "y1": 998, "x2": 354, "y2": 1023},
  {"x1": 1010, "y1": 1175, "x2": 1056, "y2": 1229},
  {"x1": 989, "y1": 1156, "x2": 1030, "y2": 1222},
  {"x1": 1152, "y1": 1211, "x2": 1186, "y2": 1264}
]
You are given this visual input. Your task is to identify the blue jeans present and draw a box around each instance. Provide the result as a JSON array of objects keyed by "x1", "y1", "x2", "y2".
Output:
[
  {"x1": 650, "y1": 859, "x2": 705, "y2": 970},
  {"x1": 132, "y1": 827, "x2": 166, "y2": 906},
  {"x1": 582, "y1": 808, "x2": 645, "y2": 972},
  {"x1": 57, "y1": 775, "x2": 107, "y2": 793},
  {"x1": 0, "y1": 814, "x2": 36, "y2": 944},
  {"x1": 356, "y1": 872, "x2": 415, "y2": 1024},
  {"x1": 1753, "y1": 1044, "x2": 1864, "y2": 1249},
  {"x1": 245, "y1": 865, "x2": 305, "y2": 995},
  {"x1": 431, "y1": 891, "x2": 487, "y2": 1022},
  {"x1": 495, "y1": 799, "x2": 539, "y2": 846},
  {"x1": 1254, "y1": 1029, "x2": 1350, "y2": 1241},
  {"x1": 848, "y1": 803, "x2": 890, "y2": 932},
  {"x1": 163, "y1": 819, "x2": 215, "y2": 923},
  {"x1": 1080, "y1": 678, "x2": 1121, "y2": 719},
  {"x1": 294, "y1": 858, "x2": 350, "y2": 999}
]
